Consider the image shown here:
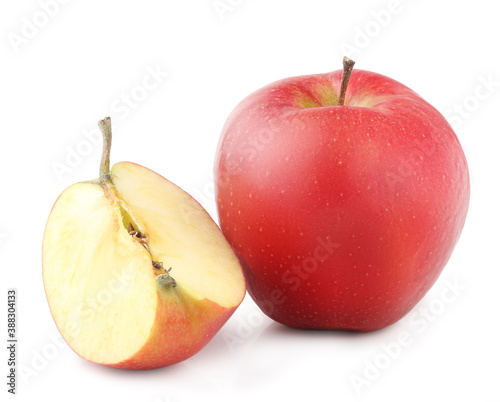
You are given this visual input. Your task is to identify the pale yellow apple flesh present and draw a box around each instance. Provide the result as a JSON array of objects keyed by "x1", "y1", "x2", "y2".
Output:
[{"x1": 42, "y1": 119, "x2": 245, "y2": 369}]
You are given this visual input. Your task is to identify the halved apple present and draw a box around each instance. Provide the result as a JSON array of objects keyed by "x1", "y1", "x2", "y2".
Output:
[{"x1": 42, "y1": 118, "x2": 245, "y2": 369}]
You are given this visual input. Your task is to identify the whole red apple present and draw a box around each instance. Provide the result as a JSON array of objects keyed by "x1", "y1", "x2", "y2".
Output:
[{"x1": 214, "y1": 58, "x2": 469, "y2": 331}]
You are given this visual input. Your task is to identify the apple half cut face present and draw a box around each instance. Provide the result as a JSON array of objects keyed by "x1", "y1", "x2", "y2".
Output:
[{"x1": 43, "y1": 126, "x2": 245, "y2": 369}]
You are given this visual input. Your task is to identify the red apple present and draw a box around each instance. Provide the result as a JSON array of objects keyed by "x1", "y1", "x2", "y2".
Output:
[{"x1": 214, "y1": 58, "x2": 469, "y2": 332}]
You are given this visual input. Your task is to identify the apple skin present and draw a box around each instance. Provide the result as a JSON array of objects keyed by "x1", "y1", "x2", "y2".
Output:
[
  {"x1": 104, "y1": 290, "x2": 234, "y2": 370},
  {"x1": 214, "y1": 69, "x2": 470, "y2": 331}
]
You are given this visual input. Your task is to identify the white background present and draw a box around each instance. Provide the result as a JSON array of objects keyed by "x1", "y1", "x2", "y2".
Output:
[{"x1": 1, "y1": 0, "x2": 499, "y2": 401}]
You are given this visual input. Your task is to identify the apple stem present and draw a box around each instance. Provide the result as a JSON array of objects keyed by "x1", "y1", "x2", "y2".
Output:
[
  {"x1": 98, "y1": 117, "x2": 112, "y2": 181},
  {"x1": 338, "y1": 56, "x2": 356, "y2": 106}
]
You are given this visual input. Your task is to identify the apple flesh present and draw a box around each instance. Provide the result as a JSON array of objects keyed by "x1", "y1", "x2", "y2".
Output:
[
  {"x1": 43, "y1": 118, "x2": 245, "y2": 369},
  {"x1": 215, "y1": 60, "x2": 469, "y2": 331}
]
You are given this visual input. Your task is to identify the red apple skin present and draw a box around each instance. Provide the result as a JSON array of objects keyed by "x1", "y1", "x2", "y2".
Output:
[
  {"x1": 108, "y1": 290, "x2": 234, "y2": 370},
  {"x1": 215, "y1": 69, "x2": 470, "y2": 331}
]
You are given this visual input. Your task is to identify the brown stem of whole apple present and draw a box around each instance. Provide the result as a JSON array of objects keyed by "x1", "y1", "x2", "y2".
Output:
[
  {"x1": 98, "y1": 117, "x2": 112, "y2": 182},
  {"x1": 338, "y1": 56, "x2": 355, "y2": 106}
]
